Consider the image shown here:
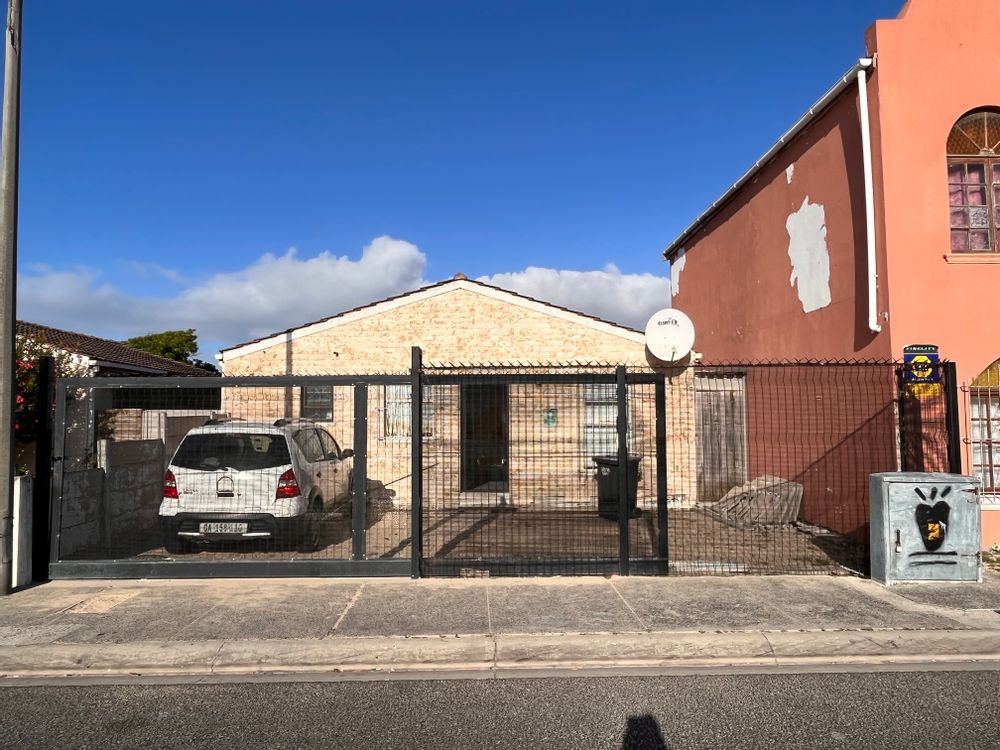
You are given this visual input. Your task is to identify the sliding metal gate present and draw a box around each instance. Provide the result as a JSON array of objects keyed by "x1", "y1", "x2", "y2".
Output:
[{"x1": 47, "y1": 374, "x2": 414, "y2": 578}]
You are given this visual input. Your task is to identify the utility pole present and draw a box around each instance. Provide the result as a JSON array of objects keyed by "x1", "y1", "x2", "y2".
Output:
[{"x1": 0, "y1": 0, "x2": 23, "y2": 596}]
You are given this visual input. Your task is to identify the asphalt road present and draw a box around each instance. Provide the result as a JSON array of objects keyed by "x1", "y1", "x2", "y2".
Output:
[{"x1": 1, "y1": 668, "x2": 999, "y2": 749}]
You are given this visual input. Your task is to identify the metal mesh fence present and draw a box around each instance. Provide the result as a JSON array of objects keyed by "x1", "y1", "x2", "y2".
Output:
[
  {"x1": 48, "y1": 361, "x2": 957, "y2": 578},
  {"x1": 417, "y1": 362, "x2": 954, "y2": 577},
  {"x1": 52, "y1": 377, "x2": 413, "y2": 566}
]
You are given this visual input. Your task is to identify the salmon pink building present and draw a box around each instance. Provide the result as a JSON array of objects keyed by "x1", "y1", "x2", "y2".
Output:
[{"x1": 662, "y1": 0, "x2": 1000, "y2": 547}]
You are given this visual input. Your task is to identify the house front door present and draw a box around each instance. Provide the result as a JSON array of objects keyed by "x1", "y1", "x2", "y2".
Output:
[{"x1": 460, "y1": 383, "x2": 509, "y2": 492}]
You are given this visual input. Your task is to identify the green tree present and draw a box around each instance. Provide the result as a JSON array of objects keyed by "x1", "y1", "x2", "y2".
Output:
[
  {"x1": 125, "y1": 329, "x2": 219, "y2": 373},
  {"x1": 125, "y1": 329, "x2": 199, "y2": 363}
]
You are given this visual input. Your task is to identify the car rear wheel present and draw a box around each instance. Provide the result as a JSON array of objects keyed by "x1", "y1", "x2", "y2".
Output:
[{"x1": 296, "y1": 496, "x2": 323, "y2": 553}]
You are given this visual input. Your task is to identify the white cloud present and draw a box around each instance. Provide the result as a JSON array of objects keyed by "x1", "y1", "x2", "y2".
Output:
[
  {"x1": 18, "y1": 236, "x2": 428, "y2": 358},
  {"x1": 128, "y1": 262, "x2": 185, "y2": 284},
  {"x1": 478, "y1": 265, "x2": 670, "y2": 330},
  {"x1": 18, "y1": 236, "x2": 670, "y2": 358}
]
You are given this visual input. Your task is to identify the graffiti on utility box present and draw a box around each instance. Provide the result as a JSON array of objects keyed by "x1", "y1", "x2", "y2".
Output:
[{"x1": 913, "y1": 485, "x2": 951, "y2": 551}]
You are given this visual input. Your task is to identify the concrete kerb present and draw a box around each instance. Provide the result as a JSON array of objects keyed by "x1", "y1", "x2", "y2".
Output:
[{"x1": 1, "y1": 629, "x2": 999, "y2": 681}]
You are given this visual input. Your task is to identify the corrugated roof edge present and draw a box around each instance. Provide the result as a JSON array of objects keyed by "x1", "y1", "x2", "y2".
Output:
[{"x1": 219, "y1": 276, "x2": 645, "y2": 354}]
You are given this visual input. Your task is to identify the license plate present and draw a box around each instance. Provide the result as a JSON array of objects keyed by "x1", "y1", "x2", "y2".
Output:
[{"x1": 199, "y1": 522, "x2": 248, "y2": 534}]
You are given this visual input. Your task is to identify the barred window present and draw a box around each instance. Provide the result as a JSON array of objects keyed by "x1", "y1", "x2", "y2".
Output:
[
  {"x1": 970, "y1": 390, "x2": 1000, "y2": 492},
  {"x1": 583, "y1": 383, "x2": 619, "y2": 461},
  {"x1": 385, "y1": 385, "x2": 434, "y2": 437},
  {"x1": 301, "y1": 386, "x2": 333, "y2": 421}
]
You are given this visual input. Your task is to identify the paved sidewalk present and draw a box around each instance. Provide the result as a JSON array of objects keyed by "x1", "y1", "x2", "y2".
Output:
[{"x1": 1, "y1": 574, "x2": 998, "y2": 679}]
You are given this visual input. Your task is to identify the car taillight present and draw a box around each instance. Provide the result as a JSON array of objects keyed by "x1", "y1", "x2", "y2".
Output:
[
  {"x1": 164, "y1": 469, "x2": 179, "y2": 499},
  {"x1": 276, "y1": 468, "x2": 301, "y2": 499}
]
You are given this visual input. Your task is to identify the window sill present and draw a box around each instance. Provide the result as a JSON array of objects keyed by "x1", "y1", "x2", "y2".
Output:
[{"x1": 943, "y1": 253, "x2": 1000, "y2": 264}]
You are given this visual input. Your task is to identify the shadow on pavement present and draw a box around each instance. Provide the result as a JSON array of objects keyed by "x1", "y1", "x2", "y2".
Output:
[{"x1": 621, "y1": 714, "x2": 669, "y2": 750}]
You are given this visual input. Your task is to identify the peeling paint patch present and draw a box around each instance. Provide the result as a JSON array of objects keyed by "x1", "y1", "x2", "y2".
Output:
[
  {"x1": 786, "y1": 196, "x2": 831, "y2": 313},
  {"x1": 786, "y1": 164, "x2": 795, "y2": 184},
  {"x1": 670, "y1": 248, "x2": 686, "y2": 298}
]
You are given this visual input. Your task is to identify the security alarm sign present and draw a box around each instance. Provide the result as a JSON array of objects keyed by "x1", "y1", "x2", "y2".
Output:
[{"x1": 903, "y1": 344, "x2": 940, "y2": 384}]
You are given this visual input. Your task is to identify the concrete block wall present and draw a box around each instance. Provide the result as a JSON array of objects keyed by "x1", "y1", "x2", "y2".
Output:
[
  {"x1": 97, "y1": 439, "x2": 165, "y2": 545},
  {"x1": 57, "y1": 440, "x2": 164, "y2": 559},
  {"x1": 59, "y1": 468, "x2": 105, "y2": 557}
]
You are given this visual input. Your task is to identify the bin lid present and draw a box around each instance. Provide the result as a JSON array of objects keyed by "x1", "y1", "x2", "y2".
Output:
[{"x1": 592, "y1": 455, "x2": 641, "y2": 465}]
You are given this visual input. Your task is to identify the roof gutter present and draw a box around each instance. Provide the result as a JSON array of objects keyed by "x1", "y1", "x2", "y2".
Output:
[{"x1": 662, "y1": 58, "x2": 875, "y2": 262}]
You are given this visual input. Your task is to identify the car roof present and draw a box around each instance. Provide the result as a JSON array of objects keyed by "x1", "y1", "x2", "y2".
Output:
[{"x1": 184, "y1": 421, "x2": 286, "y2": 435}]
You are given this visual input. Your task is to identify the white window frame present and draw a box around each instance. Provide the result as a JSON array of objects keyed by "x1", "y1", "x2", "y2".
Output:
[
  {"x1": 384, "y1": 384, "x2": 435, "y2": 439},
  {"x1": 582, "y1": 382, "x2": 628, "y2": 466},
  {"x1": 300, "y1": 385, "x2": 334, "y2": 422}
]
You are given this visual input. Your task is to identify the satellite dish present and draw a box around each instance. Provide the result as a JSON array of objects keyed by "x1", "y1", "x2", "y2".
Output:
[{"x1": 644, "y1": 308, "x2": 695, "y2": 362}]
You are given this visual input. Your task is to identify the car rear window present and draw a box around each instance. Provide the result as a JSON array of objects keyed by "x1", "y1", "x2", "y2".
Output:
[{"x1": 171, "y1": 433, "x2": 291, "y2": 471}]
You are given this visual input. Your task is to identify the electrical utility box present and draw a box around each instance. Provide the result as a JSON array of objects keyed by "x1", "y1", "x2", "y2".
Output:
[{"x1": 869, "y1": 472, "x2": 981, "y2": 585}]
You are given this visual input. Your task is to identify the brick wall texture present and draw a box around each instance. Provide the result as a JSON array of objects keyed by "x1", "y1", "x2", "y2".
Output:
[{"x1": 222, "y1": 285, "x2": 697, "y2": 507}]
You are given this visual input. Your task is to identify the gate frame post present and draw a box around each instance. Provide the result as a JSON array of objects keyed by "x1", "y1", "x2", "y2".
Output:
[
  {"x1": 654, "y1": 373, "x2": 669, "y2": 574},
  {"x1": 616, "y1": 365, "x2": 630, "y2": 576},
  {"x1": 410, "y1": 346, "x2": 423, "y2": 579},
  {"x1": 943, "y1": 361, "x2": 963, "y2": 475},
  {"x1": 351, "y1": 383, "x2": 368, "y2": 561},
  {"x1": 48, "y1": 380, "x2": 68, "y2": 568},
  {"x1": 895, "y1": 364, "x2": 908, "y2": 471},
  {"x1": 31, "y1": 356, "x2": 54, "y2": 581}
]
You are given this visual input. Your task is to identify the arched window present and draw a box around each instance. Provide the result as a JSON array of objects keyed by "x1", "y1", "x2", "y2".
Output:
[{"x1": 947, "y1": 108, "x2": 1000, "y2": 252}]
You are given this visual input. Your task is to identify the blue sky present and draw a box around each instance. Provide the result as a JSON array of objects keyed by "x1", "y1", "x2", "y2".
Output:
[{"x1": 13, "y1": 0, "x2": 902, "y2": 358}]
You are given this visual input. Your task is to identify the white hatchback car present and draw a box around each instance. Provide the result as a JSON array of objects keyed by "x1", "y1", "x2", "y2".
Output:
[{"x1": 158, "y1": 418, "x2": 353, "y2": 553}]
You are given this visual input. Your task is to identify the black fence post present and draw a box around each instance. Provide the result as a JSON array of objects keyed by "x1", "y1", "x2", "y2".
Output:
[
  {"x1": 616, "y1": 365, "x2": 629, "y2": 576},
  {"x1": 943, "y1": 361, "x2": 963, "y2": 475},
  {"x1": 895, "y1": 365, "x2": 908, "y2": 471},
  {"x1": 654, "y1": 373, "x2": 669, "y2": 574},
  {"x1": 352, "y1": 383, "x2": 368, "y2": 561},
  {"x1": 48, "y1": 380, "x2": 67, "y2": 568},
  {"x1": 31, "y1": 356, "x2": 54, "y2": 581},
  {"x1": 410, "y1": 346, "x2": 423, "y2": 578}
]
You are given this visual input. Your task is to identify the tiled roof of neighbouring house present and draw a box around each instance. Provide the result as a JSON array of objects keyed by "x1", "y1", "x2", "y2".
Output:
[{"x1": 16, "y1": 321, "x2": 215, "y2": 377}]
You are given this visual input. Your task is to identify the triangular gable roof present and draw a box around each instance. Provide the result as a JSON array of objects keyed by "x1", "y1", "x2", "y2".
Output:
[
  {"x1": 221, "y1": 277, "x2": 646, "y2": 360},
  {"x1": 17, "y1": 320, "x2": 214, "y2": 377}
]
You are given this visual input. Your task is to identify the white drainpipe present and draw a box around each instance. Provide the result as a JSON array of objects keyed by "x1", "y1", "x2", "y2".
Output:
[{"x1": 856, "y1": 59, "x2": 881, "y2": 333}]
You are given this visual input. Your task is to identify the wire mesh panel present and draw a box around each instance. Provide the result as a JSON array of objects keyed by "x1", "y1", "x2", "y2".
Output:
[
  {"x1": 50, "y1": 376, "x2": 413, "y2": 574},
  {"x1": 420, "y1": 368, "x2": 632, "y2": 576},
  {"x1": 898, "y1": 363, "x2": 952, "y2": 473},
  {"x1": 418, "y1": 361, "x2": 955, "y2": 578},
  {"x1": 660, "y1": 364, "x2": 905, "y2": 575},
  {"x1": 363, "y1": 384, "x2": 417, "y2": 559}
]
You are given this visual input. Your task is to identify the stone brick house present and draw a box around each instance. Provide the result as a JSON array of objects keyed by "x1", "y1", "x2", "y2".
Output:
[{"x1": 219, "y1": 276, "x2": 696, "y2": 509}]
